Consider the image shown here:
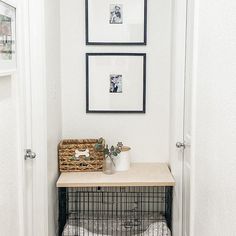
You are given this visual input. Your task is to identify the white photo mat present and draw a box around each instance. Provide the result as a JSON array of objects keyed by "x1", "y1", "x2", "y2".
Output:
[
  {"x1": 86, "y1": 53, "x2": 146, "y2": 113},
  {"x1": 86, "y1": 0, "x2": 147, "y2": 45},
  {"x1": 0, "y1": 0, "x2": 16, "y2": 72}
]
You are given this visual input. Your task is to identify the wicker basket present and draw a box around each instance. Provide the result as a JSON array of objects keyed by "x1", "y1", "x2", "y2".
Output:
[{"x1": 58, "y1": 139, "x2": 104, "y2": 172}]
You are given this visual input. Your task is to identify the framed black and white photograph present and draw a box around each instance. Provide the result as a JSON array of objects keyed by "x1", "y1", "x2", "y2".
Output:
[
  {"x1": 86, "y1": 53, "x2": 146, "y2": 113},
  {"x1": 110, "y1": 74, "x2": 122, "y2": 93},
  {"x1": 0, "y1": 1, "x2": 16, "y2": 72},
  {"x1": 85, "y1": 0, "x2": 147, "y2": 45},
  {"x1": 109, "y1": 4, "x2": 123, "y2": 24}
]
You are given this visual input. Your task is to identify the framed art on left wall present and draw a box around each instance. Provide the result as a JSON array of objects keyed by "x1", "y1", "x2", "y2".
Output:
[{"x1": 0, "y1": 0, "x2": 16, "y2": 72}]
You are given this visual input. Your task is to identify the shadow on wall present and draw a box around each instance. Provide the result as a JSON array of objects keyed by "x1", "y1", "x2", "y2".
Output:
[{"x1": 0, "y1": 76, "x2": 11, "y2": 101}]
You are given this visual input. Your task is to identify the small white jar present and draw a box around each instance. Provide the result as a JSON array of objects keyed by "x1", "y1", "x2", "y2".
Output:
[{"x1": 115, "y1": 146, "x2": 131, "y2": 171}]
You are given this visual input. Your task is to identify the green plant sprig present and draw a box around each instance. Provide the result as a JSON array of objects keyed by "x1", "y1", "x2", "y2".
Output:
[{"x1": 94, "y1": 138, "x2": 122, "y2": 165}]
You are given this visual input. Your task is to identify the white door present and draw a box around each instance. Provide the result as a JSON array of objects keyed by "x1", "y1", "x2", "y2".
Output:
[
  {"x1": 170, "y1": 1, "x2": 187, "y2": 236},
  {"x1": 17, "y1": 0, "x2": 48, "y2": 235},
  {"x1": 182, "y1": 42, "x2": 192, "y2": 236},
  {"x1": 174, "y1": 61, "x2": 192, "y2": 236},
  {"x1": 170, "y1": 0, "x2": 193, "y2": 236},
  {"x1": 181, "y1": 0, "x2": 195, "y2": 235}
]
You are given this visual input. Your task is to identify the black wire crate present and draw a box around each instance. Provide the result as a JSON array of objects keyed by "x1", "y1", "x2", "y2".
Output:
[{"x1": 59, "y1": 186, "x2": 172, "y2": 236}]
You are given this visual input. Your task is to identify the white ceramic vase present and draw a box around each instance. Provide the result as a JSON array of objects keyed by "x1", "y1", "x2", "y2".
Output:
[{"x1": 115, "y1": 146, "x2": 131, "y2": 171}]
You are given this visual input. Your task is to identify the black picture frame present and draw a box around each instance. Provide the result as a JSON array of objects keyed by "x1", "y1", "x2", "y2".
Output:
[
  {"x1": 86, "y1": 53, "x2": 146, "y2": 113},
  {"x1": 85, "y1": 0, "x2": 147, "y2": 45}
]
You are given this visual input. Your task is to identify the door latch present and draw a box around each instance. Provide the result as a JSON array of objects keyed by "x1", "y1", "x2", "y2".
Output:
[{"x1": 24, "y1": 149, "x2": 36, "y2": 160}]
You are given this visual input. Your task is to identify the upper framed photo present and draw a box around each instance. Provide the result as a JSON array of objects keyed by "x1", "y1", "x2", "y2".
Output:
[
  {"x1": 85, "y1": 0, "x2": 147, "y2": 45},
  {"x1": 86, "y1": 53, "x2": 146, "y2": 113},
  {"x1": 0, "y1": 1, "x2": 16, "y2": 72}
]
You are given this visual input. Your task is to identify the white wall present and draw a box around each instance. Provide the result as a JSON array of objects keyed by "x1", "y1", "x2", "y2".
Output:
[
  {"x1": 45, "y1": 0, "x2": 61, "y2": 235},
  {"x1": 0, "y1": 76, "x2": 19, "y2": 235},
  {"x1": 60, "y1": 0, "x2": 172, "y2": 162},
  {"x1": 192, "y1": 0, "x2": 236, "y2": 235}
]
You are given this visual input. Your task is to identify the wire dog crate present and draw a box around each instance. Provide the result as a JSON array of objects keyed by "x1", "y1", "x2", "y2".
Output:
[{"x1": 59, "y1": 186, "x2": 172, "y2": 236}]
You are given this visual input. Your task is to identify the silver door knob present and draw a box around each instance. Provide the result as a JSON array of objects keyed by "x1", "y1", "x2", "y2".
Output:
[
  {"x1": 176, "y1": 142, "x2": 185, "y2": 149},
  {"x1": 24, "y1": 149, "x2": 36, "y2": 160}
]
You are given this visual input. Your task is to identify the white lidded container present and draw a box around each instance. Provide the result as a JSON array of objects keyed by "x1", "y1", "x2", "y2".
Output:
[{"x1": 115, "y1": 146, "x2": 131, "y2": 171}]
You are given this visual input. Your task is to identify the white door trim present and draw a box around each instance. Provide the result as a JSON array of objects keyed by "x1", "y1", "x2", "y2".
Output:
[
  {"x1": 185, "y1": 0, "x2": 200, "y2": 235},
  {"x1": 170, "y1": 0, "x2": 188, "y2": 235},
  {"x1": 29, "y1": 0, "x2": 48, "y2": 235},
  {"x1": 171, "y1": 0, "x2": 199, "y2": 235},
  {"x1": 28, "y1": 0, "x2": 48, "y2": 234},
  {"x1": 16, "y1": 0, "x2": 32, "y2": 235},
  {"x1": 16, "y1": 0, "x2": 48, "y2": 235}
]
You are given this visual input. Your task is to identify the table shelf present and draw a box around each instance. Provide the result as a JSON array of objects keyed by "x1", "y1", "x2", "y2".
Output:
[{"x1": 56, "y1": 163, "x2": 175, "y2": 188}]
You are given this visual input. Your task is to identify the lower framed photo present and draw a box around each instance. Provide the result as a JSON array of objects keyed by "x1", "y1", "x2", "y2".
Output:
[{"x1": 86, "y1": 53, "x2": 146, "y2": 113}]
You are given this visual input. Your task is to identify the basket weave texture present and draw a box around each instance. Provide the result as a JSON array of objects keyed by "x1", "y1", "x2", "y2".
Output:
[{"x1": 58, "y1": 139, "x2": 104, "y2": 172}]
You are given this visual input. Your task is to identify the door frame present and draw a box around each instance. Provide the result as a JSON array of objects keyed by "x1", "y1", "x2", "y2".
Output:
[
  {"x1": 14, "y1": 0, "x2": 198, "y2": 235},
  {"x1": 185, "y1": 0, "x2": 199, "y2": 235},
  {"x1": 170, "y1": 0, "x2": 198, "y2": 235},
  {"x1": 16, "y1": 0, "x2": 48, "y2": 235},
  {"x1": 170, "y1": 0, "x2": 187, "y2": 235}
]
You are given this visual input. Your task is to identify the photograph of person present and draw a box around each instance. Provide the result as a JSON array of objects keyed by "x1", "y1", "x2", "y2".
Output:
[
  {"x1": 109, "y1": 4, "x2": 123, "y2": 24},
  {"x1": 110, "y1": 74, "x2": 123, "y2": 93}
]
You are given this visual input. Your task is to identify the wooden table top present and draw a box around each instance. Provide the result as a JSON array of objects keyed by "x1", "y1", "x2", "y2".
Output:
[{"x1": 56, "y1": 163, "x2": 175, "y2": 188}]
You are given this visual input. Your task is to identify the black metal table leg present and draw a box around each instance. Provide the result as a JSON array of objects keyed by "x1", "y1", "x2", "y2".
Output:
[
  {"x1": 59, "y1": 187, "x2": 67, "y2": 236},
  {"x1": 165, "y1": 186, "x2": 173, "y2": 231}
]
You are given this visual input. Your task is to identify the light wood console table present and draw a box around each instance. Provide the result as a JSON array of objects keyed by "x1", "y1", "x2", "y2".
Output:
[{"x1": 56, "y1": 163, "x2": 175, "y2": 235}]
